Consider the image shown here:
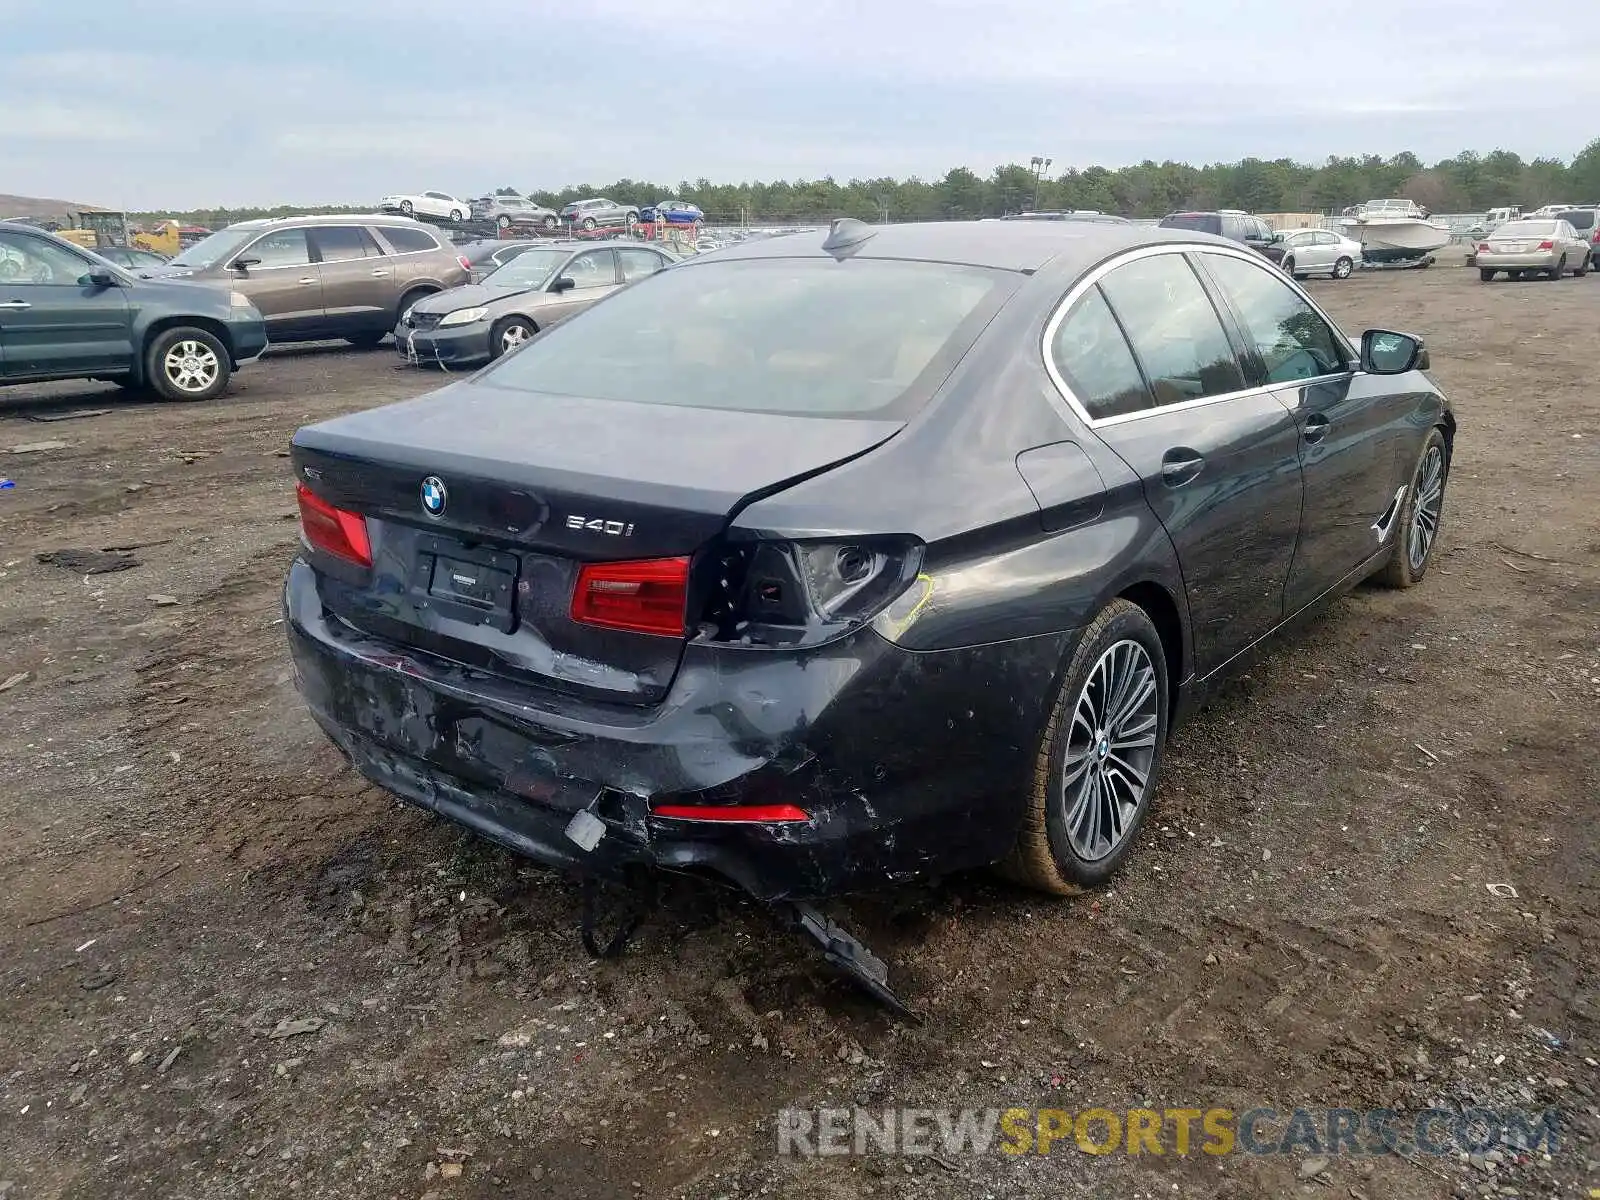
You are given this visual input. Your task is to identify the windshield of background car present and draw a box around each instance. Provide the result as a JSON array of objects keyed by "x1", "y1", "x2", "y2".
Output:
[
  {"x1": 169, "y1": 228, "x2": 254, "y2": 269},
  {"x1": 1493, "y1": 221, "x2": 1558, "y2": 239},
  {"x1": 483, "y1": 248, "x2": 573, "y2": 287},
  {"x1": 479, "y1": 257, "x2": 1014, "y2": 418}
]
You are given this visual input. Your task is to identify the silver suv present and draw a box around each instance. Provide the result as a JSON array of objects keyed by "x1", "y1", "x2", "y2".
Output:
[
  {"x1": 558, "y1": 197, "x2": 640, "y2": 230},
  {"x1": 160, "y1": 214, "x2": 470, "y2": 347},
  {"x1": 471, "y1": 194, "x2": 560, "y2": 231}
]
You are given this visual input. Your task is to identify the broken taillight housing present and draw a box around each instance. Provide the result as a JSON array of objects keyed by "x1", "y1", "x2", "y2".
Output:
[
  {"x1": 704, "y1": 536, "x2": 924, "y2": 647},
  {"x1": 296, "y1": 483, "x2": 371, "y2": 567},
  {"x1": 571, "y1": 557, "x2": 690, "y2": 637}
]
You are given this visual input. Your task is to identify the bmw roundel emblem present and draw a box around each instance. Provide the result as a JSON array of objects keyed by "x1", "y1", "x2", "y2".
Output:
[{"x1": 420, "y1": 475, "x2": 448, "y2": 518}]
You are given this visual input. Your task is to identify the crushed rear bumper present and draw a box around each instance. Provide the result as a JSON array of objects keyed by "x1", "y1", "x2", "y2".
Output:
[{"x1": 283, "y1": 557, "x2": 1071, "y2": 900}]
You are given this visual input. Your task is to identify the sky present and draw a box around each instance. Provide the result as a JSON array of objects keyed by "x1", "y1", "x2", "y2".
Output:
[{"x1": 3, "y1": 0, "x2": 1597, "y2": 210}]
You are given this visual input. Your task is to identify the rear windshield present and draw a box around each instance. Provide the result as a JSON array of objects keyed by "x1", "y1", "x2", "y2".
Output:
[
  {"x1": 1159, "y1": 213, "x2": 1222, "y2": 235},
  {"x1": 1496, "y1": 221, "x2": 1558, "y2": 237},
  {"x1": 1557, "y1": 210, "x2": 1596, "y2": 230},
  {"x1": 479, "y1": 257, "x2": 1013, "y2": 418}
]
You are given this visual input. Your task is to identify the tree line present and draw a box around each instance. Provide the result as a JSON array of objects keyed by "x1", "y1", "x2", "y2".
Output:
[{"x1": 138, "y1": 142, "x2": 1600, "y2": 227}]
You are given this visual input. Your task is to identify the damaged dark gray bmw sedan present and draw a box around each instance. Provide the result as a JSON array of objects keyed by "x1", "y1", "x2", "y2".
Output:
[{"x1": 284, "y1": 218, "x2": 1454, "y2": 904}]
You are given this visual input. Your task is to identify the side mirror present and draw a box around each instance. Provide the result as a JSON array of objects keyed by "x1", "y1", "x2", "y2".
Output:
[
  {"x1": 550, "y1": 275, "x2": 576, "y2": 293},
  {"x1": 230, "y1": 256, "x2": 261, "y2": 271},
  {"x1": 1270, "y1": 232, "x2": 1284, "y2": 243},
  {"x1": 85, "y1": 268, "x2": 118, "y2": 288},
  {"x1": 1361, "y1": 329, "x2": 1425, "y2": 375}
]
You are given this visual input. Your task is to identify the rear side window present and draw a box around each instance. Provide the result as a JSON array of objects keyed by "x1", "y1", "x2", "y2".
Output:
[
  {"x1": 1199, "y1": 252, "x2": 1349, "y2": 384},
  {"x1": 1049, "y1": 288, "x2": 1152, "y2": 420},
  {"x1": 482, "y1": 258, "x2": 1011, "y2": 418},
  {"x1": 1098, "y1": 253, "x2": 1246, "y2": 405},
  {"x1": 374, "y1": 225, "x2": 440, "y2": 253},
  {"x1": 1160, "y1": 213, "x2": 1221, "y2": 236},
  {"x1": 616, "y1": 247, "x2": 669, "y2": 283},
  {"x1": 310, "y1": 225, "x2": 381, "y2": 262}
]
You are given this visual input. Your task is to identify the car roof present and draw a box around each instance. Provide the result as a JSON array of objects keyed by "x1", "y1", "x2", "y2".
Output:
[
  {"x1": 680, "y1": 219, "x2": 1211, "y2": 274},
  {"x1": 224, "y1": 213, "x2": 436, "y2": 231}
]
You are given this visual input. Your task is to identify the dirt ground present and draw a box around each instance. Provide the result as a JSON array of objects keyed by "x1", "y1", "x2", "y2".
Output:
[{"x1": 1, "y1": 260, "x2": 1597, "y2": 1200}]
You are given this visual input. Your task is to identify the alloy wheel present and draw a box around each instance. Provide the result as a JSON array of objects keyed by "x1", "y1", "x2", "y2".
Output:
[
  {"x1": 1062, "y1": 639, "x2": 1159, "y2": 862},
  {"x1": 1408, "y1": 445, "x2": 1445, "y2": 571},
  {"x1": 499, "y1": 323, "x2": 531, "y2": 353},
  {"x1": 162, "y1": 340, "x2": 220, "y2": 394},
  {"x1": 1334, "y1": 256, "x2": 1353, "y2": 279}
]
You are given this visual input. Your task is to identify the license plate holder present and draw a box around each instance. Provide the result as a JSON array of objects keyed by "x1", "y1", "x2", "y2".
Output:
[{"x1": 412, "y1": 537, "x2": 520, "y2": 634}]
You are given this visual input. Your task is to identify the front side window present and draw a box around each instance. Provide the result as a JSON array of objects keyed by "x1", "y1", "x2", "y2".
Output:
[
  {"x1": 1098, "y1": 253, "x2": 1246, "y2": 405},
  {"x1": 560, "y1": 250, "x2": 616, "y2": 288},
  {"x1": 244, "y1": 229, "x2": 311, "y2": 268},
  {"x1": 481, "y1": 257, "x2": 1010, "y2": 419},
  {"x1": 0, "y1": 231, "x2": 93, "y2": 285},
  {"x1": 1199, "y1": 252, "x2": 1349, "y2": 385},
  {"x1": 1049, "y1": 287, "x2": 1153, "y2": 421}
]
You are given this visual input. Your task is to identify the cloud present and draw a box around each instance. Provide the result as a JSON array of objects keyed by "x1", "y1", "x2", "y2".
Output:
[{"x1": 0, "y1": 0, "x2": 1596, "y2": 208}]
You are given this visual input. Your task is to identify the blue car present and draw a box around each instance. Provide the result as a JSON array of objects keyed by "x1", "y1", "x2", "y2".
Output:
[{"x1": 639, "y1": 199, "x2": 703, "y2": 225}]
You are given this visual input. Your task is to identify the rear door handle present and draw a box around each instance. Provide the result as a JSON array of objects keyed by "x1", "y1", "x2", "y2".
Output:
[
  {"x1": 0, "y1": 300, "x2": 31, "y2": 310},
  {"x1": 1160, "y1": 449, "x2": 1205, "y2": 487},
  {"x1": 298, "y1": 277, "x2": 317, "y2": 286},
  {"x1": 1304, "y1": 413, "x2": 1331, "y2": 444},
  {"x1": 370, "y1": 269, "x2": 390, "y2": 277}
]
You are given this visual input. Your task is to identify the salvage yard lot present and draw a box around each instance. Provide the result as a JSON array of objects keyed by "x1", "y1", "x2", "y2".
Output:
[{"x1": 0, "y1": 265, "x2": 1596, "y2": 1200}]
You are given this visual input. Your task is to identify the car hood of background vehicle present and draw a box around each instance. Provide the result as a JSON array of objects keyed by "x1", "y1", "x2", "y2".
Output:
[
  {"x1": 293, "y1": 379, "x2": 906, "y2": 519},
  {"x1": 409, "y1": 282, "x2": 545, "y2": 317}
]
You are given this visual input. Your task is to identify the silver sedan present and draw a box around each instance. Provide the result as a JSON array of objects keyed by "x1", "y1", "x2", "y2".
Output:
[
  {"x1": 1276, "y1": 227, "x2": 1365, "y2": 280},
  {"x1": 1476, "y1": 219, "x2": 1592, "y2": 281}
]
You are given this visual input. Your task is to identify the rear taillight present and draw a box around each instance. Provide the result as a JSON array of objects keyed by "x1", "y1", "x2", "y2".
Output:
[
  {"x1": 1592, "y1": 230, "x2": 1599, "y2": 243},
  {"x1": 1537, "y1": 240, "x2": 1555, "y2": 250},
  {"x1": 1477, "y1": 242, "x2": 1491, "y2": 253},
  {"x1": 570, "y1": 557, "x2": 689, "y2": 637},
  {"x1": 456, "y1": 254, "x2": 471, "y2": 272},
  {"x1": 296, "y1": 483, "x2": 371, "y2": 567}
]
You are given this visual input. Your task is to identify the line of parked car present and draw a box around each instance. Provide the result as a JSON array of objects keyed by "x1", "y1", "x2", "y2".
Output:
[{"x1": 377, "y1": 191, "x2": 707, "y2": 233}]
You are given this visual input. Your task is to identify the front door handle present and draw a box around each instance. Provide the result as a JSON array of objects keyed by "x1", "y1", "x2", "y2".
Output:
[
  {"x1": 0, "y1": 300, "x2": 31, "y2": 310},
  {"x1": 1304, "y1": 413, "x2": 1331, "y2": 444},
  {"x1": 370, "y1": 269, "x2": 390, "y2": 277},
  {"x1": 298, "y1": 277, "x2": 317, "y2": 286},
  {"x1": 1160, "y1": 449, "x2": 1205, "y2": 487}
]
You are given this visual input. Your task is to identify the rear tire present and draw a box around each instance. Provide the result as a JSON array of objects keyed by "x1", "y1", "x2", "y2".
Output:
[
  {"x1": 1578, "y1": 255, "x2": 1591, "y2": 277},
  {"x1": 1479, "y1": 268, "x2": 1495, "y2": 282},
  {"x1": 1549, "y1": 256, "x2": 1565, "y2": 280},
  {"x1": 1280, "y1": 256, "x2": 1296, "y2": 276},
  {"x1": 449, "y1": 209, "x2": 464, "y2": 223},
  {"x1": 395, "y1": 287, "x2": 435, "y2": 326},
  {"x1": 542, "y1": 215, "x2": 558, "y2": 230},
  {"x1": 400, "y1": 200, "x2": 414, "y2": 217},
  {"x1": 496, "y1": 215, "x2": 511, "y2": 230},
  {"x1": 1003, "y1": 600, "x2": 1169, "y2": 895},
  {"x1": 1374, "y1": 428, "x2": 1448, "y2": 589},
  {"x1": 582, "y1": 217, "x2": 597, "y2": 230},
  {"x1": 146, "y1": 326, "x2": 230, "y2": 402},
  {"x1": 1333, "y1": 256, "x2": 1353, "y2": 279}
]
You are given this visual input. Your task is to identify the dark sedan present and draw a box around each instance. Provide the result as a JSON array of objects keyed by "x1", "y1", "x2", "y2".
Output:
[{"x1": 284, "y1": 219, "x2": 1453, "y2": 903}]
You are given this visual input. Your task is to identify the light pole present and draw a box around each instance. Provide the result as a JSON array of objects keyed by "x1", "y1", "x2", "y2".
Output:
[{"x1": 1030, "y1": 155, "x2": 1052, "y2": 211}]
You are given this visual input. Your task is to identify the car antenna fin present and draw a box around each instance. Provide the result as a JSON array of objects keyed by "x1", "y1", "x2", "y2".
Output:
[{"x1": 821, "y1": 217, "x2": 876, "y2": 260}]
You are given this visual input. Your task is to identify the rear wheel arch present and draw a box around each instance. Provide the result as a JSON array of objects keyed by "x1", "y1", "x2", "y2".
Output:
[
  {"x1": 396, "y1": 285, "x2": 438, "y2": 320},
  {"x1": 1118, "y1": 580, "x2": 1186, "y2": 728}
]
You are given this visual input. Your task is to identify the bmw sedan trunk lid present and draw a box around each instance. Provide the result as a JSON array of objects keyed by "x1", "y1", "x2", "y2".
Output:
[{"x1": 291, "y1": 380, "x2": 903, "y2": 705}]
